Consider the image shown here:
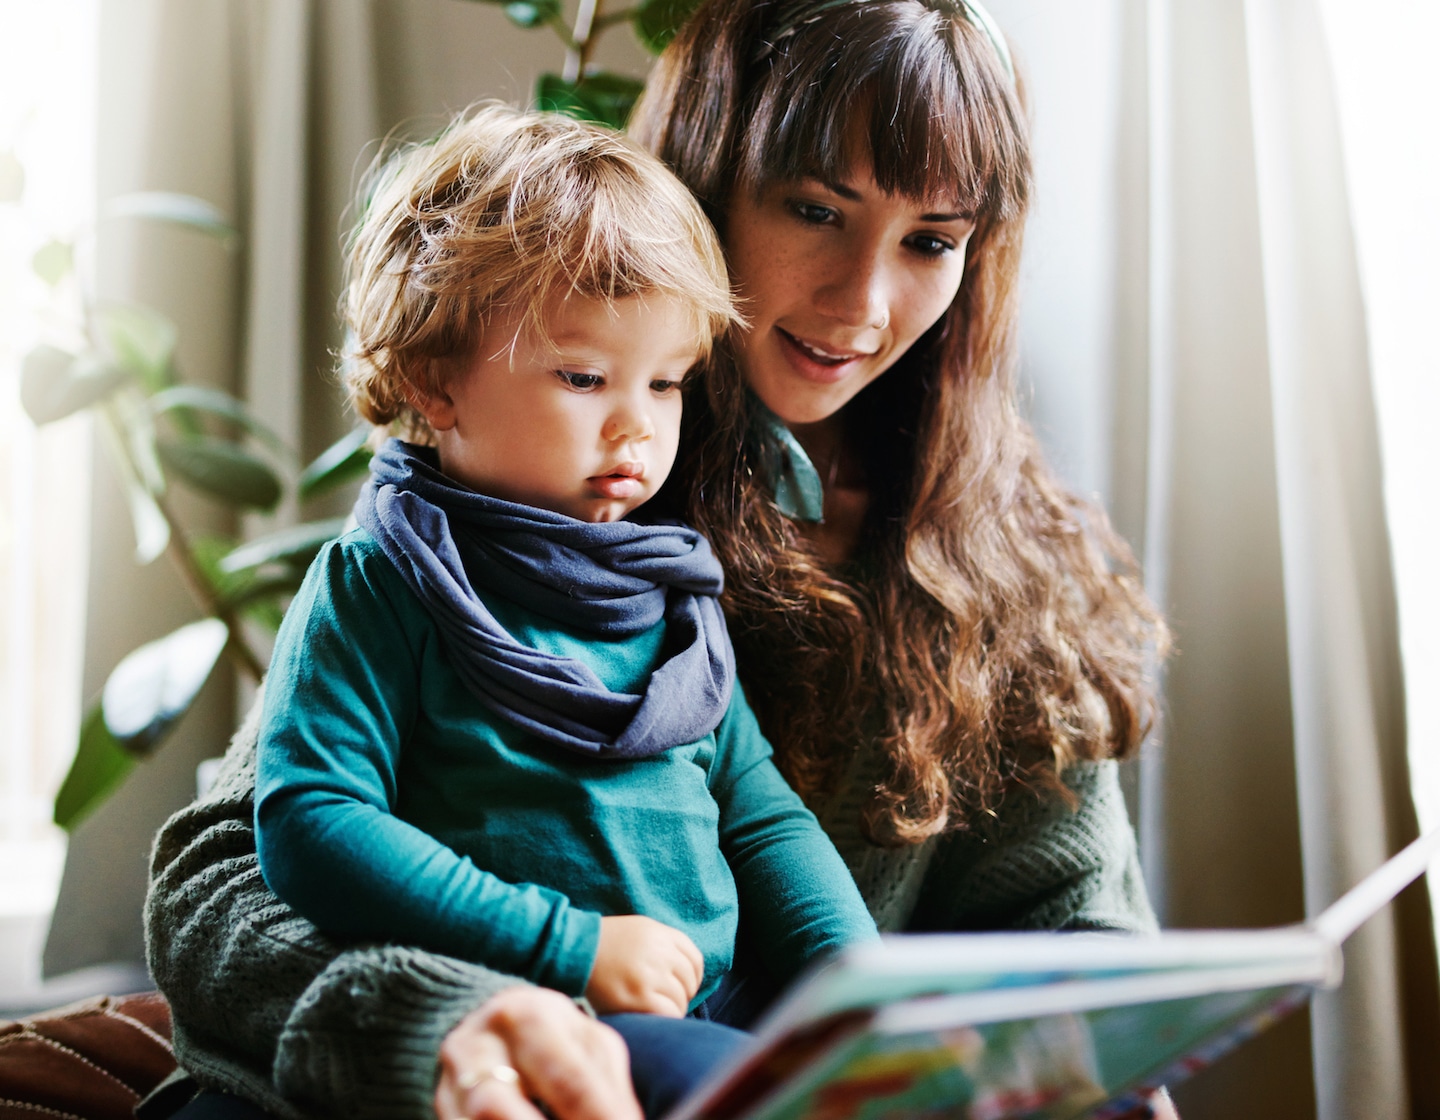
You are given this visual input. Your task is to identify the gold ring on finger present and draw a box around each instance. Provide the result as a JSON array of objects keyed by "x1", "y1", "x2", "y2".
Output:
[{"x1": 457, "y1": 1063, "x2": 521, "y2": 1091}]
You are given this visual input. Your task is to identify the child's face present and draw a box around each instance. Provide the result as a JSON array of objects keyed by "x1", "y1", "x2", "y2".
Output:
[{"x1": 423, "y1": 293, "x2": 702, "y2": 522}]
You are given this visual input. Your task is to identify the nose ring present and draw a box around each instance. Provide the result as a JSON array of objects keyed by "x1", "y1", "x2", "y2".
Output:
[{"x1": 872, "y1": 310, "x2": 890, "y2": 330}]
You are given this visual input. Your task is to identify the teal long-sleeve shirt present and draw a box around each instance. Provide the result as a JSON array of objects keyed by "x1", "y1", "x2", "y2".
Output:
[{"x1": 254, "y1": 529, "x2": 877, "y2": 1007}]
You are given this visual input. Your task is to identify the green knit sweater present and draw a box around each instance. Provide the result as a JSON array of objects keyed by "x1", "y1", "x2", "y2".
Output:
[{"x1": 146, "y1": 699, "x2": 1154, "y2": 1119}]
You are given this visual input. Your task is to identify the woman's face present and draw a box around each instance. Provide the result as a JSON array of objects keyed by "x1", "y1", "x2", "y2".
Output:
[{"x1": 724, "y1": 162, "x2": 974, "y2": 426}]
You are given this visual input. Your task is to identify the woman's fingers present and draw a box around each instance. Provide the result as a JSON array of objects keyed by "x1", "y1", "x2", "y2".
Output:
[
  {"x1": 450, "y1": 987, "x2": 642, "y2": 1120},
  {"x1": 436, "y1": 998, "x2": 550, "y2": 1120},
  {"x1": 437, "y1": 1068, "x2": 546, "y2": 1120},
  {"x1": 515, "y1": 1014, "x2": 639, "y2": 1120}
]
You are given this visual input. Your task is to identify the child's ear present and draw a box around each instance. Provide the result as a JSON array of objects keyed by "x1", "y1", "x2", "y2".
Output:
[{"x1": 403, "y1": 378, "x2": 457, "y2": 432}]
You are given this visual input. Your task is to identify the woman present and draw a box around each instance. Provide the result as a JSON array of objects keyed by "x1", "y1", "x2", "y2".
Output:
[{"x1": 145, "y1": 2, "x2": 1166, "y2": 1117}]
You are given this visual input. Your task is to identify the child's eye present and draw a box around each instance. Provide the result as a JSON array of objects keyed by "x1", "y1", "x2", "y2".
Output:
[
  {"x1": 650, "y1": 378, "x2": 683, "y2": 395},
  {"x1": 555, "y1": 370, "x2": 603, "y2": 391},
  {"x1": 788, "y1": 199, "x2": 838, "y2": 226}
]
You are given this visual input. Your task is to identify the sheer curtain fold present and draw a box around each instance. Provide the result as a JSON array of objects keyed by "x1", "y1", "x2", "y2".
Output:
[
  {"x1": 1243, "y1": 0, "x2": 1410, "y2": 1113},
  {"x1": 1143, "y1": 0, "x2": 1436, "y2": 1115}
]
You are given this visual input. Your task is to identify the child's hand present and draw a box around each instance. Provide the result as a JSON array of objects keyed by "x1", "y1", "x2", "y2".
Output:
[{"x1": 584, "y1": 915, "x2": 704, "y2": 1018}]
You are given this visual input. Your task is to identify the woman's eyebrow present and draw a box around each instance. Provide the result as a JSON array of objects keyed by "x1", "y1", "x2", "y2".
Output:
[
  {"x1": 817, "y1": 176, "x2": 861, "y2": 200},
  {"x1": 811, "y1": 175, "x2": 974, "y2": 222}
]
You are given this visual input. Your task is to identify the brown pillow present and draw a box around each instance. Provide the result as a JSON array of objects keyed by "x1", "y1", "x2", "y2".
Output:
[{"x1": 0, "y1": 992, "x2": 177, "y2": 1120}]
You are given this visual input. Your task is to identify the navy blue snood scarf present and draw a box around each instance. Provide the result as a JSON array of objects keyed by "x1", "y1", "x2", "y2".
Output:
[{"x1": 354, "y1": 439, "x2": 734, "y2": 759}]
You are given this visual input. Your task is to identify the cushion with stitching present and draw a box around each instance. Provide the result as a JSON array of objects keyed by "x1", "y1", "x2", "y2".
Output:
[{"x1": 0, "y1": 993, "x2": 176, "y2": 1120}]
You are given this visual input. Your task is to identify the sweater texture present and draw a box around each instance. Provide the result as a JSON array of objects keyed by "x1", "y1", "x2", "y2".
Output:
[
  {"x1": 148, "y1": 709, "x2": 1153, "y2": 1119},
  {"x1": 254, "y1": 529, "x2": 875, "y2": 1006}
]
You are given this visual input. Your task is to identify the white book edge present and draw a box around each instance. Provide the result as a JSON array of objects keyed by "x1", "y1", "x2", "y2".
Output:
[{"x1": 873, "y1": 951, "x2": 1336, "y2": 1035}]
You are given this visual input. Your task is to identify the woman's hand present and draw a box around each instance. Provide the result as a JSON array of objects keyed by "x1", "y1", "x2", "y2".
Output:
[
  {"x1": 584, "y1": 914, "x2": 704, "y2": 1017},
  {"x1": 436, "y1": 986, "x2": 641, "y2": 1120}
]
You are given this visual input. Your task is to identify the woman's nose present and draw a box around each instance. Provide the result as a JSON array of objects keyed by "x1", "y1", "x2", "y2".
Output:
[{"x1": 817, "y1": 251, "x2": 891, "y2": 330}]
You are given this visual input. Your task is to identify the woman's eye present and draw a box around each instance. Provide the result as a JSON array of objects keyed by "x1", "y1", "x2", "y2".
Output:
[
  {"x1": 556, "y1": 370, "x2": 603, "y2": 391},
  {"x1": 906, "y1": 233, "x2": 956, "y2": 257},
  {"x1": 789, "y1": 200, "x2": 837, "y2": 226}
]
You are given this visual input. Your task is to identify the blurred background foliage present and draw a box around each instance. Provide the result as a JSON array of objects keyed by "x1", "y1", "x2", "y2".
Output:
[{"x1": 19, "y1": 0, "x2": 703, "y2": 831}]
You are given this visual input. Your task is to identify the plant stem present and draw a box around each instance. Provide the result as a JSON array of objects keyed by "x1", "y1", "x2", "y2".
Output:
[
  {"x1": 592, "y1": 6, "x2": 637, "y2": 32},
  {"x1": 101, "y1": 400, "x2": 267, "y2": 683},
  {"x1": 151, "y1": 487, "x2": 267, "y2": 682},
  {"x1": 563, "y1": 0, "x2": 603, "y2": 82}
]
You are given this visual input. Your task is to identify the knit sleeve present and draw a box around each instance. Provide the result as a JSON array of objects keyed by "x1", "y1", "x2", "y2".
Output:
[
  {"x1": 709, "y1": 683, "x2": 879, "y2": 983},
  {"x1": 146, "y1": 692, "x2": 530, "y2": 1119},
  {"x1": 907, "y1": 760, "x2": 1159, "y2": 934}
]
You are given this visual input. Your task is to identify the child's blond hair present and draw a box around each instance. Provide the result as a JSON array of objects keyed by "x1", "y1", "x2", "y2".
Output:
[{"x1": 341, "y1": 102, "x2": 739, "y2": 442}]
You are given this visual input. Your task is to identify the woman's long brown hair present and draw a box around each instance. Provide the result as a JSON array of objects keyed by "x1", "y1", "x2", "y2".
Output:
[{"x1": 634, "y1": 0, "x2": 1168, "y2": 844}]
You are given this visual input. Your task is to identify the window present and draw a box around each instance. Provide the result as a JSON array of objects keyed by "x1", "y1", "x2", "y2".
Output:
[{"x1": 0, "y1": 3, "x2": 99, "y2": 934}]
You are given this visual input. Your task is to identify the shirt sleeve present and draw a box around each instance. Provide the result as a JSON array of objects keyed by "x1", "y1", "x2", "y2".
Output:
[
  {"x1": 908, "y1": 760, "x2": 1160, "y2": 934},
  {"x1": 253, "y1": 536, "x2": 601, "y2": 997},
  {"x1": 707, "y1": 683, "x2": 879, "y2": 983},
  {"x1": 146, "y1": 692, "x2": 530, "y2": 1118}
]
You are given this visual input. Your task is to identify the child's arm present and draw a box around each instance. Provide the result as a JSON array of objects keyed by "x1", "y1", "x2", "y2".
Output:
[
  {"x1": 709, "y1": 683, "x2": 881, "y2": 982},
  {"x1": 253, "y1": 535, "x2": 602, "y2": 997}
]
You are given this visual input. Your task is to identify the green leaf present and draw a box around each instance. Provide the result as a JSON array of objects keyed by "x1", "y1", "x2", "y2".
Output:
[
  {"x1": 0, "y1": 149, "x2": 23, "y2": 203},
  {"x1": 21, "y1": 346, "x2": 129, "y2": 424},
  {"x1": 534, "y1": 71, "x2": 646, "y2": 129},
  {"x1": 240, "y1": 594, "x2": 288, "y2": 635},
  {"x1": 156, "y1": 434, "x2": 283, "y2": 510},
  {"x1": 97, "y1": 304, "x2": 177, "y2": 392},
  {"x1": 104, "y1": 191, "x2": 238, "y2": 245},
  {"x1": 219, "y1": 517, "x2": 348, "y2": 574},
  {"x1": 191, "y1": 534, "x2": 301, "y2": 631},
  {"x1": 297, "y1": 428, "x2": 372, "y2": 501},
  {"x1": 150, "y1": 385, "x2": 289, "y2": 456},
  {"x1": 634, "y1": 0, "x2": 705, "y2": 54},
  {"x1": 224, "y1": 569, "x2": 307, "y2": 611},
  {"x1": 101, "y1": 618, "x2": 230, "y2": 754},
  {"x1": 53, "y1": 703, "x2": 136, "y2": 831},
  {"x1": 32, "y1": 239, "x2": 74, "y2": 285},
  {"x1": 503, "y1": 0, "x2": 560, "y2": 28}
]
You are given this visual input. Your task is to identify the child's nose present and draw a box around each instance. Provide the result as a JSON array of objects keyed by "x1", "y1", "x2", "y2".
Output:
[{"x1": 602, "y1": 401, "x2": 654, "y2": 443}]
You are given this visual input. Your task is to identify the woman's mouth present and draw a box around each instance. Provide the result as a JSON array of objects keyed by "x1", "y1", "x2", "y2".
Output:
[{"x1": 776, "y1": 328, "x2": 872, "y2": 381}]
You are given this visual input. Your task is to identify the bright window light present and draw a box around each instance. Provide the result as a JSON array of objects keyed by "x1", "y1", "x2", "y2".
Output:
[
  {"x1": 0, "y1": 1, "x2": 99, "y2": 918},
  {"x1": 1318, "y1": 3, "x2": 1440, "y2": 840}
]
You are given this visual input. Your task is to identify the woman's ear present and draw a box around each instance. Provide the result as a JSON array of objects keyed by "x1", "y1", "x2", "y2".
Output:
[{"x1": 403, "y1": 374, "x2": 458, "y2": 432}]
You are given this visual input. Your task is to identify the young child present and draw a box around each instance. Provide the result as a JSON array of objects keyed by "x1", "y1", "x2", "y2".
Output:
[{"x1": 252, "y1": 103, "x2": 877, "y2": 1084}]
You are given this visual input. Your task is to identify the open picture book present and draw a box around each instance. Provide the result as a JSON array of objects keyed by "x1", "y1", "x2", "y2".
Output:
[{"x1": 669, "y1": 827, "x2": 1440, "y2": 1120}]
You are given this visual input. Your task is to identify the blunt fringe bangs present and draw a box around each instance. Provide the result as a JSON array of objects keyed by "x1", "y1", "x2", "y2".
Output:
[
  {"x1": 340, "y1": 102, "x2": 739, "y2": 442},
  {"x1": 736, "y1": 3, "x2": 1028, "y2": 221}
]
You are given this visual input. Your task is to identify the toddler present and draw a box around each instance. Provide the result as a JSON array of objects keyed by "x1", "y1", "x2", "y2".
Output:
[{"x1": 253, "y1": 104, "x2": 877, "y2": 1109}]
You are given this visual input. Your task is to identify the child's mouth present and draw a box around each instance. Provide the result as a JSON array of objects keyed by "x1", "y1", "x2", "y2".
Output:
[{"x1": 589, "y1": 464, "x2": 644, "y2": 499}]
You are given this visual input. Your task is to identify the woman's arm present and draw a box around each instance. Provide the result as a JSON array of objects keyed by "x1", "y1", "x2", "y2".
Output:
[
  {"x1": 146, "y1": 696, "x2": 535, "y2": 1118},
  {"x1": 909, "y1": 760, "x2": 1158, "y2": 934}
]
